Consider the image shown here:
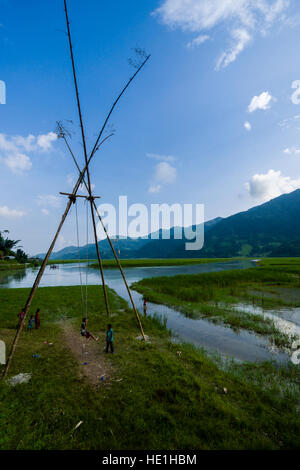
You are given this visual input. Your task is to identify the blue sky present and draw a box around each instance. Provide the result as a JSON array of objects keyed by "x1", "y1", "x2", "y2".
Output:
[{"x1": 1, "y1": 0, "x2": 300, "y2": 254}]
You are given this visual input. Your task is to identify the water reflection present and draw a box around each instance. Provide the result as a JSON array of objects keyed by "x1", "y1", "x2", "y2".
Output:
[
  {"x1": 0, "y1": 268, "x2": 27, "y2": 286},
  {"x1": 0, "y1": 260, "x2": 291, "y2": 363}
]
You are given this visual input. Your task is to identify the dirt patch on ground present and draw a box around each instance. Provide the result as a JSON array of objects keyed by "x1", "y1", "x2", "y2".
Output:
[{"x1": 61, "y1": 322, "x2": 113, "y2": 387}]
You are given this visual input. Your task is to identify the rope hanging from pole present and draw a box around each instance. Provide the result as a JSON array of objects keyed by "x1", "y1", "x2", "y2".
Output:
[
  {"x1": 85, "y1": 199, "x2": 89, "y2": 317},
  {"x1": 75, "y1": 199, "x2": 85, "y2": 318}
]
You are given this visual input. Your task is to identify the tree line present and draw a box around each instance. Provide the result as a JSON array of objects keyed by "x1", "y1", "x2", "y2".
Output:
[{"x1": 0, "y1": 230, "x2": 28, "y2": 263}]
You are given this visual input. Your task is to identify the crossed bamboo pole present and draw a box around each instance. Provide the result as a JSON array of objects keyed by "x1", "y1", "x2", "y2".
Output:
[
  {"x1": 64, "y1": 0, "x2": 110, "y2": 317},
  {"x1": 60, "y1": 133, "x2": 146, "y2": 341},
  {"x1": 1, "y1": 0, "x2": 149, "y2": 380}
]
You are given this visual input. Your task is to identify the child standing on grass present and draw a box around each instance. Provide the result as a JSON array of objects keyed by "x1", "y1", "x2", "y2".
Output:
[
  {"x1": 106, "y1": 324, "x2": 114, "y2": 353},
  {"x1": 27, "y1": 315, "x2": 34, "y2": 332},
  {"x1": 17, "y1": 308, "x2": 25, "y2": 327},
  {"x1": 35, "y1": 309, "x2": 40, "y2": 329}
]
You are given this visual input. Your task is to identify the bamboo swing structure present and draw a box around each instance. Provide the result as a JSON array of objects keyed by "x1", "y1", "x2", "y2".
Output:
[{"x1": 2, "y1": 0, "x2": 150, "y2": 380}]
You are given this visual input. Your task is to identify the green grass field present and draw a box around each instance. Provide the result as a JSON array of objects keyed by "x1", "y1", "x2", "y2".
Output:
[
  {"x1": 0, "y1": 284, "x2": 300, "y2": 449},
  {"x1": 46, "y1": 259, "x2": 97, "y2": 265},
  {"x1": 45, "y1": 257, "x2": 233, "y2": 268},
  {"x1": 132, "y1": 259, "x2": 300, "y2": 348},
  {"x1": 89, "y1": 258, "x2": 236, "y2": 269}
]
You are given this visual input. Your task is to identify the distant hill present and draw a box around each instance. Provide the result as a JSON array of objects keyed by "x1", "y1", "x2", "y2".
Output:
[
  {"x1": 196, "y1": 189, "x2": 300, "y2": 258},
  {"x1": 36, "y1": 219, "x2": 222, "y2": 260},
  {"x1": 35, "y1": 236, "x2": 151, "y2": 260},
  {"x1": 134, "y1": 217, "x2": 222, "y2": 258},
  {"x1": 36, "y1": 189, "x2": 300, "y2": 259}
]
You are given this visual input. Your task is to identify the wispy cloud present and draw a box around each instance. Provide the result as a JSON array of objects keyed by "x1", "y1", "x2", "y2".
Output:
[
  {"x1": 283, "y1": 147, "x2": 300, "y2": 155},
  {"x1": 279, "y1": 114, "x2": 300, "y2": 129},
  {"x1": 154, "y1": 0, "x2": 290, "y2": 68},
  {"x1": 0, "y1": 205, "x2": 26, "y2": 218},
  {"x1": 36, "y1": 194, "x2": 61, "y2": 209},
  {"x1": 216, "y1": 28, "x2": 251, "y2": 70},
  {"x1": 186, "y1": 34, "x2": 209, "y2": 49}
]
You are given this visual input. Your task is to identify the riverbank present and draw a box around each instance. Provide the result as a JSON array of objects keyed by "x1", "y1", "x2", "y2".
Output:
[
  {"x1": 0, "y1": 285, "x2": 300, "y2": 449},
  {"x1": 47, "y1": 259, "x2": 97, "y2": 265},
  {"x1": 42, "y1": 258, "x2": 234, "y2": 268},
  {"x1": 132, "y1": 259, "x2": 300, "y2": 349},
  {"x1": 89, "y1": 258, "x2": 236, "y2": 269},
  {"x1": 0, "y1": 261, "x2": 26, "y2": 272}
]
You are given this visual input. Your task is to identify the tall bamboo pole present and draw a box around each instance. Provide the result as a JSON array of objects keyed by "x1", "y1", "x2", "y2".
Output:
[
  {"x1": 1, "y1": 141, "x2": 101, "y2": 380},
  {"x1": 2, "y1": 1, "x2": 150, "y2": 380},
  {"x1": 64, "y1": 0, "x2": 110, "y2": 316}
]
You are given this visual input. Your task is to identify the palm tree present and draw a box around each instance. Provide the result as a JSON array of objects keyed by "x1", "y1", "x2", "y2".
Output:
[{"x1": 0, "y1": 230, "x2": 20, "y2": 257}]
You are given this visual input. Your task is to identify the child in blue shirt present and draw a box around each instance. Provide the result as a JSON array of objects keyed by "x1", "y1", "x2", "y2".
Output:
[
  {"x1": 27, "y1": 315, "x2": 34, "y2": 332},
  {"x1": 106, "y1": 324, "x2": 114, "y2": 353}
]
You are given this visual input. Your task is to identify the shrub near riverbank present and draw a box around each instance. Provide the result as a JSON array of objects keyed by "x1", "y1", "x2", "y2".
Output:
[
  {"x1": 0, "y1": 260, "x2": 26, "y2": 272},
  {"x1": 0, "y1": 285, "x2": 300, "y2": 449}
]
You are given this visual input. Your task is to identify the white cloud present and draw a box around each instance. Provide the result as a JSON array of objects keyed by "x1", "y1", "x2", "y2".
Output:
[
  {"x1": 41, "y1": 208, "x2": 49, "y2": 215},
  {"x1": 12, "y1": 134, "x2": 36, "y2": 152},
  {"x1": 148, "y1": 158, "x2": 177, "y2": 193},
  {"x1": 244, "y1": 121, "x2": 252, "y2": 131},
  {"x1": 149, "y1": 184, "x2": 162, "y2": 193},
  {"x1": 79, "y1": 182, "x2": 95, "y2": 194},
  {"x1": 187, "y1": 34, "x2": 209, "y2": 49},
  {"x1": 0, "y1": 132, "x2": 57, "y2": 173},
  {"x1": 154, "y1": 0, "x2": 290, "y2": 68},
  {"x1": 67, "y1": 173, "x2": 95, "y2": 194},
  {"x1": 36, "y1": 194, "x2": 61, "y2": 209},
  {"x1": 0, "y1": 134, "x2": 32, "y2": 173},
  {"x1": 248, "y1": 91, "x2": 275, "y2": 112},
  {"x1": 154, "y1": 161, "x2": 177, "y2": 184},
  {"x1": 57, "y1": 234, "x2": 74, "y2": 250},
  {"x1": 36, "y1": 132, "x2": 57, "y2": 152},
  {"x1": 0, "y1": 206, "x2": 26, "y2": 218},
  {"x1": 67, "y1": 173, "x2": 76, "y2": 187},
  {"x1": 3, "y1": 152, "x2": 32, "y2": 172},
  {"x1": 216, "y1": 28, "x2": 251, "y2": 70},
  {"x1": 283, "y1": 147, "x2": 300, "y2": 155},
  {"x1": 245, "y1": 169, "x2": 300, "y2": 202},
  {"x1": 147, "y1": 153, "x2": 176, "y2": 162}
]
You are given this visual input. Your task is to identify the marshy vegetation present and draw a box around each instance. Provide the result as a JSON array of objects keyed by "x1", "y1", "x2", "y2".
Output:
[
  {"x1": 132, "y1": 258, "x2": 300, "y2": 348},
  {"x1": 89, "y1": 258, "x2": 233, "y2": 269},
  {"x1": 0, "y1": 285, "x2": 300, "y2": 449}
]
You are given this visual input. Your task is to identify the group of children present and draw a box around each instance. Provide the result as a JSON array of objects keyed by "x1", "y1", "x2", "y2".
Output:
[
  {"x1": 17, "y1": 298, "x2": 148, "y2": 351},
  {"x1": 79, "y1": 297, "x2": 148, "y2": 352},
  {"x1": 17, "y1": 308, "x2": 41, "y2": 331},
  {"x1": 80, "y1": 318, "x2": 114, "y2": 353}
]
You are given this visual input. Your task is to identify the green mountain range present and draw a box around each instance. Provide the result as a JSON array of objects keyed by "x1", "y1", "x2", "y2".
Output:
[{"x1": 36, "y1": 189, "x2": 300, "y2": 259}]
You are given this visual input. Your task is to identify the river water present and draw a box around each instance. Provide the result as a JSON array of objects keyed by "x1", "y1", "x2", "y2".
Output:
[{"x1": 0, "y1": 260, "x2": 290, "y2": 363}]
